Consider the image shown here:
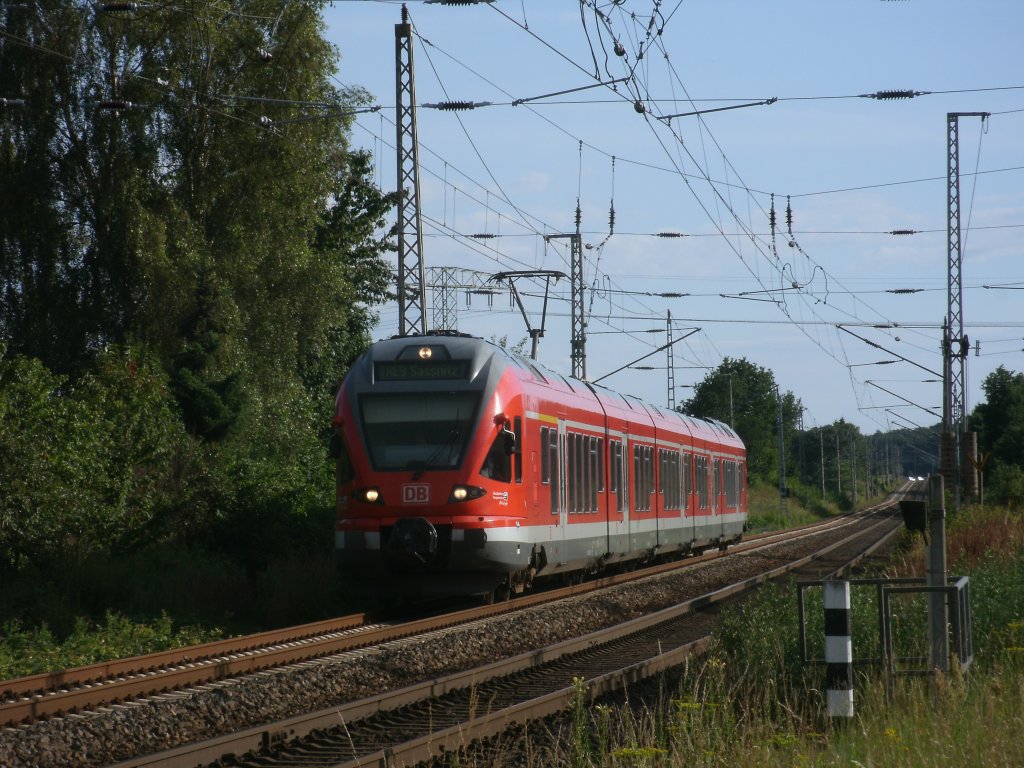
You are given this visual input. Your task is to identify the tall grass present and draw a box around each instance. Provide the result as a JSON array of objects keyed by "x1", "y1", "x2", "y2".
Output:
[{"x1": 463, "y1": 504, "x2": 1024, "y2": 767}]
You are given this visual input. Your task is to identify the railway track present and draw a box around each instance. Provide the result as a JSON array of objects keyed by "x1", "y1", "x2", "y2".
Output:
[
  {"x1": 0, "y1": 500, "x2": 891, "y2": 730},
  {"x1": 106, "y1": 506, "x2": 903, "y2": 768},
  {"x1": 0, "y1": 490, "x2": 912, "y2": 767}
]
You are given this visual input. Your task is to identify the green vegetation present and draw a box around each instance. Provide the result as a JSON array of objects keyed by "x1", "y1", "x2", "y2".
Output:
[
  {"x1": 493, "y1": 505, "x2": 1024, "y2": 767},
  {"x1": 3, "y1": 3, "x2": 1024, "y2": 701},
  {"x1": 0, "y1": 613, "x2": 222, "y2": 679},
  {"x1": 971, "y1": 366, "x2": 1024, "y2": 504},
  {"x1": 745, "y1": 476, "x2": 847, "y2": 532},
  {"x1": 688, "y1": 359, "x2": 1024, "y2": 512},
  {"x1": 682, "y1": 359, "x2": 909, "y2": 516},
  {"x1": 0, "y1": 2, "x2": 387, "y2": 670}
]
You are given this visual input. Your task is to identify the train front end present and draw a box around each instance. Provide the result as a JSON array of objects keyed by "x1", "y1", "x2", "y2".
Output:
[{"x1": 332, "y1": 334, "x2": 529, "y2": 597}]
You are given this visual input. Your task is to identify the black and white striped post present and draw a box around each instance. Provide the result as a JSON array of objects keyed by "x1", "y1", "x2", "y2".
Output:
[{"x1": 824, "y1": 579, "x2": 853, "y2": 718}]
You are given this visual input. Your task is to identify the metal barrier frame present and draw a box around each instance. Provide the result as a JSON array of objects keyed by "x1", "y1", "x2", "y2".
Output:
[{"x1": 798, "y1": 576, "x2": 973, "y2": 676}]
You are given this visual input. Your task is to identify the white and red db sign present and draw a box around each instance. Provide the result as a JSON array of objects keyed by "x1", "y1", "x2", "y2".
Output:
[{"x1": 402, "y1": 484, "x2": 430, "y2": 504}]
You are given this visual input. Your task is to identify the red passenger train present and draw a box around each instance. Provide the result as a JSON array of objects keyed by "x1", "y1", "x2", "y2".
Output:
[{"x1": 332, "y1": 333, "x2": 747, "y2": 599}]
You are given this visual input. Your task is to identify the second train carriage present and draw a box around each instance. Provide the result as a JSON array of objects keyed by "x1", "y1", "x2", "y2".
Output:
[{"x1": 332, "y1": 333, "x2": 747, "y2": 598}]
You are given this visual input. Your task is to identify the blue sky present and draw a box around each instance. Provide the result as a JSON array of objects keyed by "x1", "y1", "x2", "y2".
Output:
[{"x1": 322, "y1": 1, "x2": 1024, "y2": 434}]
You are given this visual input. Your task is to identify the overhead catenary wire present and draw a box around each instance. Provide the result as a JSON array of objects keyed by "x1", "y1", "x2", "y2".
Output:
[{"x1": 14, "y1": 2, "x2": 1019, "y2": 428}]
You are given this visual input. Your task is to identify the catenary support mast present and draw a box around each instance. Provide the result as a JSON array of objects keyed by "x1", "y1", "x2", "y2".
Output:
[
  {"x1": 943, "y1": 112, "x2": 988, "y2": 503},
  {"x1": 395, "y1": 5, "x2": 427, "y2": 336}
]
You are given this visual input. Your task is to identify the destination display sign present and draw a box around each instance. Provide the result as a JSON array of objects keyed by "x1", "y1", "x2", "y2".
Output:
[{"x1": 375, "y1": 360, "x2": 469, "y2": 381}]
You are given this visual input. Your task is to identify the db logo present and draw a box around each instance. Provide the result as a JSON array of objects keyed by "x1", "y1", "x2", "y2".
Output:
[{"x1": 402, "y1": 484, "x2": 430, "y2": 504}]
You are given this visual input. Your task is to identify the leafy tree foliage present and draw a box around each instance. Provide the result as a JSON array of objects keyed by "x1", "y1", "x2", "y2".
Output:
[
  {"x1": 0, "y1": 348, "x2": 188, "y2": 570},
  {"x1": 681, "y1": 357, "x2": 801, "y2": 479},
  {"x1": 1, "y1": 2, "x2": 392, "y2": 392},
  {"x1": 971, "y1": 366, "x2": 1024, "y2": 504},
  {"x1": 0, "y1": 2, "x2": 396, "y2": 581},
  {"x1": 792, "y1": 420, "x2": 867, "y2": 509}
]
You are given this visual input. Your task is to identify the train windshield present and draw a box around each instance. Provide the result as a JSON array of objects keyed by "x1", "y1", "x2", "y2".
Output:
[{"x1": 359, "y1": 392, "x2": 480, "y2": 472}]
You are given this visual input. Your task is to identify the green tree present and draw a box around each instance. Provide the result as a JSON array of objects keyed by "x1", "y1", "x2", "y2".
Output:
[
  {"x1": 972, "y1": 367, "x2": 1024, "y2": 468},
  {"x1": 805, "y1": 419, "x2": 864, "y2": 508},
  {"x1": 971, "y1": 366, "x2": 1024, "y2": 504},
  {"x1": 681, "y1": 358, "x2": 801, "y2": 480},
  {"x1": 1, "y1": 2, "x2": 393, "y2": 398},
  {"x1": 0, "y1": 347, "x2": 188, "y2": 571},
  {"x1": 0, "y1": 3, "x2": 397, "y2": 573}
]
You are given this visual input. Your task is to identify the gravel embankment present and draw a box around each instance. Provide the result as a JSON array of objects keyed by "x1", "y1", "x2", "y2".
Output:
[{"x1": 0, "y1": 521, "x2": 892, "y2": 768}]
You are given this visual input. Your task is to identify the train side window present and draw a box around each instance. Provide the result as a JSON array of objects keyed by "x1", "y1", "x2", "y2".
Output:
[
  {"x1": 633, "y1": 444, "x2": 652, "y2": 512},
  {"x1": 724, "y1": 460, "x2": 735, "y2": 508},
  {"x1": 644, "y1": 446, "x2": 650, "y2": 511},
  {"x1": 583, "y1": 435, "x2": 591, "y2": 513},
  {"x1": 646, "y1": 446, "x2": 654, "y2": 506},
  {"x1": 577, "y1": 436, "x2": 585, "y2": 514},
  {"x1": 583, "y1": 437, "x2": 590, "y2": 514},
  {"x1": 609, "y1": 441, "x2": 618, "y2": 493},
  {"x1": 696, "y1": 454, "x2": 709, "y2": 509},
  {"x1": 541, "y1": 427, "x2": 550, "y2": 483},
  {"x1": 514, "y1": 416, "x2": 523, "y2": 484},
  {"x1": 664, "y1": 450, "x2": 677, "y2": 511},
  {"x1": 619, "y1": 442, "x2": 628, "y2": 512},
  {"x1": 646, "y1": 446, "x2": 653, "y2": 508},
  {"x1": 549, "y1": 429, "x2": 559, "y2": 515},
  {"x1": 713, "y1": 459, "x2": 721, "y2": 512},
  {"x1": 481, "y1": 432, "x2": 512, "y2": 482},
  {"x1": 702, "y1": 455, "x2": 708, "y2": 509},
  {"x1": 580, "y1": 434, "x2": 588, "y2": 513},
  {"x1": 578, "y1": 433, "x2": 586, "y2": 513},
  {"x1": 633, "y1": 445, "x2": 642, "y2": 511},
  {"x1": 334, "y1": 432, "x2": 354, "y2": 485},
  {"x1": 676, "y1": 452, "x2": 682, "y2": 509},
  {"x1": 674, "y1": 452, "x2": 681, "y2": 510},
  {"x1": 567, "y1": 432, "x2": 575, "y2": 513},
  {"x1": 597, "y1": 437, "x2": 604, "y2": 493},
  {"x1": 703, "y1": 456, "x2": 710, "y2": 509}
]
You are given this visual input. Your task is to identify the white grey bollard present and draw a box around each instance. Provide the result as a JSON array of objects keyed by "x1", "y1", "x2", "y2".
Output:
[{"x1": 824, "y1": 580, "x2": 853, "y2": 718}]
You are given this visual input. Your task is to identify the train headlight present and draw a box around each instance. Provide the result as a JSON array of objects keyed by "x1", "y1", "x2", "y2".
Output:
[
  {"x1": 449, "y1": 485, "x2": 486, "y2": 503},
  {"x1": 355, "y1": 487, "x2": 383, "y2": 504}
]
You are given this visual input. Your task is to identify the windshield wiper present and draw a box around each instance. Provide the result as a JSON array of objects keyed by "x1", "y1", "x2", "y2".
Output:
[{"x1": 410, "y1": 426, "x2": 460, "y2": 480}]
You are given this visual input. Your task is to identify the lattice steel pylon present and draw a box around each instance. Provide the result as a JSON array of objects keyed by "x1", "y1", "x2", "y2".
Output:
[
  {"x1": 570, "y1": 233, "x2": 585, "y2": 379},
  {"x1": 430, "y1": 267, "x2": 459, "y2": 332},
  {"x1": 395, "y1": 5, "x2": 427, "y2": 336},
  {"x1": 666, "y1": 311, "x2": 676, "y2": 410},
  {"x1": 545, "y1": 231, "x2": 586, "y2": 379},
  {"x1": 944, "y1": 111, "x2": 988, "y2": 502}
]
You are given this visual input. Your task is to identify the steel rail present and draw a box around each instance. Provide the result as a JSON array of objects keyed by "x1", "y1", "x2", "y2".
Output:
[
  {"x1": 107, "y1": 512, "x2": 902, "y2": 768},
  {"x1": 0, "y1": 614, "x2": 370, "y2": 701},
  {"x1": 1, "y1": 486, "x2": 912, "y2": 728}
]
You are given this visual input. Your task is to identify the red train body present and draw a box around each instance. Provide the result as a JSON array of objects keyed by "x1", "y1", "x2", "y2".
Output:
[{"x1": 332, "y1": 333, "x2": 747, "y2": 598}]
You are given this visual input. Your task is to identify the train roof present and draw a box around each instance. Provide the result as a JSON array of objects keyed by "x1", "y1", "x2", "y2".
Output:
[{"x1": 369, "y1": 333, "x2": 743, "y2": 449}]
